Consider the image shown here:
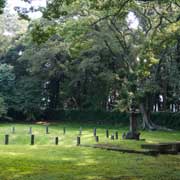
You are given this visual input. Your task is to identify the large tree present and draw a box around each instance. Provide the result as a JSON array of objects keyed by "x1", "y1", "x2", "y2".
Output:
[
  {"x1": 0, "y1": 0, "x2": 5, "y2": 14},
  {"x1": 1, "y1": 0, "x2": 180, "y2": 128}
]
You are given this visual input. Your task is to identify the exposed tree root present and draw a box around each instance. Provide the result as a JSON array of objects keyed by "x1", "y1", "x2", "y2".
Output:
[{"x1": 140, "y1": 104, "x2": 173, "y2": 131}]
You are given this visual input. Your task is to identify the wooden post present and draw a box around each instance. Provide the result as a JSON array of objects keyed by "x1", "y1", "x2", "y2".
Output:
[
  {"x1": 63, "y1": 127, "x2": 66, "y2": 135},
  {"x1": 46, "y1": 126, "x2": 49, "y2": 134},
  {"x1": 5, "y1": 135, "x2": 9, "y2": 145},
  {"x1": 79, "y1": 127, "x2": 82, "y2": 135},
  {"x1": 55, "y1": 137, "x2": 58, "y2": 145},
  {"x1": 115, "y1": 131, "x2": 118, "y2": 140},
  {"x1": 12, "y1": 127, "x2": 15, "y2": 134},
  {"x1": 31, "y1": 134, "x2": 35, "y2": 145},
  {"x1": 95, "y1": 136, "x2": 99, "y2": 143},
  {"x1": 122, "y1": 132, "x2": 126, "y2": 139},
  {"x1": 29, "y1": 127, "x2": 32, "y2": 134},
  {"x1": 111, "y1": 134, "x2": 114, "y2": 140},
  {"x1": 77, "y1": 136, "x2": 80, "y2": 146},
  {"x1": 106, "y1": 129, "x2": 109, "y2": 138},
  {"x1": 93, "y1": 128, "x2": 96, "y2": 136}
]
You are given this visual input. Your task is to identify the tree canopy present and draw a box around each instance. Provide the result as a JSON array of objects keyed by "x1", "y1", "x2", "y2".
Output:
[
  {"x1": 0, "y1": 0, "x2": 180, "y2": 129},
  {"x1": 0, "y1": 0, "x2": 5, "y2": 14}
]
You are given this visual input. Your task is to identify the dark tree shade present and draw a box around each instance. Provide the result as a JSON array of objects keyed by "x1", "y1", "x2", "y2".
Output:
[{"x1": 0, "y1": 0, "x2": 5, "y2": 14}]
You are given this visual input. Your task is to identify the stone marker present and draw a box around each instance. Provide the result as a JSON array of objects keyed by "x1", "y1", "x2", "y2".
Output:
[
  {"x1": 77, "y1": 136, "x2": 80, "y2": 146},
  {"x1": 29, "y1": 127, "x2": 32, "y2": 134},
  {"x1": 125, "y1": 107, "x2": 140, "y2": 140},
  {"x1": 115, "y1": 131, "x2": 118, "y2": 140},
  {"x1": 95, "y1": 136, "x2": 99, "y2": 142},
  {"x1": 12, "y1": 127, "x2": 15, "y2": 134},
  {"x1": 63, "y1": 127, "x2": 66, "y2": 135},
  {"x1": 93, "y1": 128, "x2": 96, "y2": 136},
  {"x1": 55, "y1": 137, "x2": 59, "y2": 145},
  {"x1": 31, "y1": 134, "x2": 35, "y2": 145},
  {"x1": 122, "y1": 132, "x2": 126, "y2": 139},
  {"x1": 106, "y1": 129, "x2": 109, "y2": 138},
  {"x1": 5, "y1": 134, "x2": 9, "y2": 145},
  {"x1": 111, "y1": 134, "x2": 114, "y2": 140},
  {"x1": 79, "y1": 127, "x2": 82, "y2": 135},
  {"x1": 46, "y1": 126, "x2": 49, "y2": 134}
]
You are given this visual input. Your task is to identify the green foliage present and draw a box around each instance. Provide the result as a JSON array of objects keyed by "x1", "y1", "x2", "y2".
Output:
[
  {"x1": 44, "y1": 110, "x2": 129, "y2": 125},
  {"x1": 0, "y1": 64, "x2": 15, "y2": 118},
  {"x1": 13, "y1": 76, "x2": 43, "y2": 120},
  {"x1": 0, "y1": 63, "x2": 15, "y2": 109},
  {"x1": 0, "y1": 96, "x2": 6, "y2": 117},
  {"x1": 0, "y1": 0, "x2": 5, "y2": 14},
  {"x1": 152, "y1": 112, "x2": 180, "y2": 130},
  {"x1": 42, "y1": 110, "x2": 180, "y2": 129},
  {"x1": 1, "y1": 0, "x2": 180, "y2": 125},
  {"x1": 31, "y1": 23, "x2": 57, "y2": 44}
]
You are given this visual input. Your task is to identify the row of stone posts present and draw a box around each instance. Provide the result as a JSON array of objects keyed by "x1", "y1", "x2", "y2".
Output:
[
  {"x1": 4, "y1": 134, "x2": 60, "y2": 145},
  {"x1": 7, "y1": 126, "x2": 66, "y2": 135},
  {"x1": 76, "y1": 128, "x2": 119, "y2": 146}
]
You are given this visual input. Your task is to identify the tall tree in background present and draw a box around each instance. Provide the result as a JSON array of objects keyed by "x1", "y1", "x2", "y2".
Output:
[
  {"x1": 32, "y1": 0, "x2": 180, "y2": 129},
  {"x1": 0, "y1": 0, "x2": 5, "y2": 14},
  {"x1": 0, "y1": 63, "x2": 15, "y2": 118},
  {"x1": 1, "y1": 0, "x2": 180, "y2": 127}
]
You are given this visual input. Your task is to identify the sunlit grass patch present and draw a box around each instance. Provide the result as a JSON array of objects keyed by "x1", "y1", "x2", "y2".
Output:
[{"x1": 0, "y1": 122, "x2": 179, "y2": 180}]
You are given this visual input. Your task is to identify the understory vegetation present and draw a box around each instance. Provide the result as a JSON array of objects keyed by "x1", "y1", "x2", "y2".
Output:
[{"x1": 0, "y1": 0, "x2": 180, "y2": 130}]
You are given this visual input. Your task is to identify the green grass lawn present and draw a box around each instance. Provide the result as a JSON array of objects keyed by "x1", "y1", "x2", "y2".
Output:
[{"x1": 0, "y1": 122, "x2": 179, "y2": 180}]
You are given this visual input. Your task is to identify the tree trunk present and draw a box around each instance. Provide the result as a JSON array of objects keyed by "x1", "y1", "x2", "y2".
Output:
[
  {"x1": 48, "y1": 77, "x2": 60, "y2": 109},
  {"x1": 140, "y1": 96, "x2": 172, "y2": 131},
  {"x1": 176, "y1": 36, "x2": 180, "y2": 71},
  {"x1": 139, "y1": 103, "x2": 155, "y2": 130}
]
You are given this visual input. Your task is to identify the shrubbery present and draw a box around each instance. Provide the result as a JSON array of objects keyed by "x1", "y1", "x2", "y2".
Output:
[
  {"x1": 5, "y1": 109, "x2": 180, "y2": 130},
  {"x1": 43, "y1": 110, "x2": 180, "y2": 129},
  {"x1": 151, "y1": 112, "x2": 180, "y2": 130}
]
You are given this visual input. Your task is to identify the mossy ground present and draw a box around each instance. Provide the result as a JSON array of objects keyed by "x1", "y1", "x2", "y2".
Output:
[{"x1": 0, "y1": 122, "x2": 179, "y2": 180}]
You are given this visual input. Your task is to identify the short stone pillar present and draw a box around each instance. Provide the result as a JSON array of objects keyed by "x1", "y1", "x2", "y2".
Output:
[
  {"x1": 115, "y1": 131, "x2": 118, "y2": 140},
  {"x1": 29, "y1": 127, "x2": 32, "y2": 134},
  {"x1": 63, "y1": 127, "x2": 66, "y2": 135},
  {"x1": 5, "y1": 134, "x2": 9, "y2": 145},
  {"x1": 125, "y1": 108, "x2": 140, "y2": 140},
  {"x1": 77, "y1": 136, "x2": 80, "y2": 146},
  {"x1": 46, "y1": 126, "x2": 49, "y2": 134},
  {"x1": 95, "y1": 136, "x2": 99, "y2": 142},
  {"x1": 106, "y1": 129, "x2": 109, "y2": 138},
  {"x1": 31, "y1": 134, "x2": 35, "y2": 145},
  {"x1": 111, "y1": 134, "x2": 114, "y2": 140},
  {"x1": 79, "y1": 127, "x2": 82, "y2": 136},
  {"x1": 12, "y1": 127, "x2": 15, "y2": 134},
  {"x1": 93, "y1": 128, "x2": 96, "y2": 136},
  {"x1": 55, "y1": 137, "x2": 59, "y2": 145}
]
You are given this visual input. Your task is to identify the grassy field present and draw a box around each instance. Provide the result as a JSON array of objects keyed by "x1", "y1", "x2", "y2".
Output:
[{"x1": 0, "y1": 122, "x2": 179, "y2": 180}]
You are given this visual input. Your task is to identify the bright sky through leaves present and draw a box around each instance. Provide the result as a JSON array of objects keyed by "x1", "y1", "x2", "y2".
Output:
[
  {"x1": 127, "y1": 12, "x2": 139, "y2": 29},
  {"x1": 7, "y1": 0, "x2": 46, "y2": 19}
]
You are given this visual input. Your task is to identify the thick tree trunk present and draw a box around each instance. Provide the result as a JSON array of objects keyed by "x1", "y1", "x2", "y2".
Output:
[
  {"x1": 139, "y1": 93, "x2": 156, "y2": 130},
  {"x1": 139, "y1": 103, "x2": 155, "y2": 130},
  {"x1": 176, "y1": 36, "x2": 180, "y2": 71},
  {"x1": 49, "y1": 77, "x2": 60, "y2": 109},
  {"x1": 140, "y1": 96, "x2": 172, "y2": 131}
]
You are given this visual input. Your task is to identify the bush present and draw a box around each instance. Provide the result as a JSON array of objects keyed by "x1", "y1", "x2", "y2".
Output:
[
  {"x1": 44, "y1": 110, "x2": 180, "y2": 129},
  {"x1": 6, "y1": 109, "x2": 180, "y2": 130},
  {"x1": 0, "y1": 96, "x2": 7, "y2": 118},
  {"x1": 151, "y1": 112, "x2": 180, "y2": 130},
  {"x1": 44, "y1": 110, "x2": 130, "y2": 125}
]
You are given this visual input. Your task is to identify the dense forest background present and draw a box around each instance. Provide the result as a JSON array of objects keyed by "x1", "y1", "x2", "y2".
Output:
[{"x1": 0, "y1": 0, "x2": 180, "y2": 129}]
